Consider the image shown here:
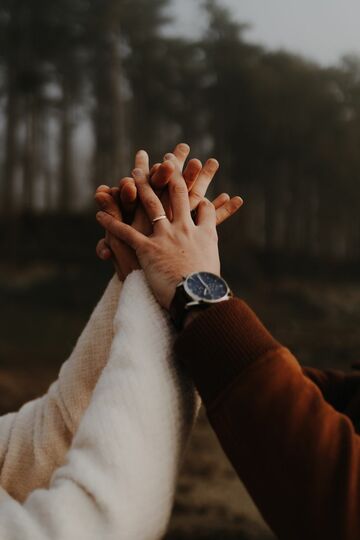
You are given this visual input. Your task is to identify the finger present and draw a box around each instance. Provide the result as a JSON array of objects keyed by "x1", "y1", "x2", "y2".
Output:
[
  {"x1": 119, "y1": 177, "x2": 137, "y2": 215},
  {"x1": 110, "y1": 186, "x2": 120, "y2": 198},
  {"x1": 168, "y1": 175, "x2": 192, "y2": 223},
  {"x1": 215, "y1": 196, "x2": 243, "y2": 226},
  {"x1": 109, "y1": 187, "x2": 121, "y2": 211},
  {"x1": 134, "y1": 149, "x2": 150, "y2": 174},
  {"x1": 163, "y1": 152, "x2": 185, "y2": 177},
  {"x1": 172, "y1": 142, "x2": 190, "y2": 170},
  {"x1": 132, "y1": 168, "x2": 167, "y2": 225},
  {"x1": 95, "y1": 184, "x2": 111, "y2": 195},
  {"x1": 95, "y1": 191, "x2": 122, "y2": 220},
  {"x1": 158, "y1": 190, "x2": 173, "y2": 222},
  {"x1": 189, "y1": 159, "x2": 219, "y2": 210},
  {"x1": 96, "y1": 211, "x2": 146, "y2": 250},
  {"x1": 183, "y1": 158, "x2": 202, "y2": 192},
  {"x1": 149, "y1": 163, "x2": 162, "y2": 189},
  {"x1": 149, "y1": 163, "x2": 161, "y2": 178},
  {"x1": 150, "y1": 160, "x2": 175, "y2": 189},
  {"x1": 96, "y1": 238, "x2": 112, "y2": 260},
  {"x1": 212, "y1": 193, "x2": 230, "y2": 209},
  {"x1": 196, "y1": 198, "x2": 217, "y2": 228},
  {"x1": 163, "y1": 152, "x2": 178, "y2": 165}
]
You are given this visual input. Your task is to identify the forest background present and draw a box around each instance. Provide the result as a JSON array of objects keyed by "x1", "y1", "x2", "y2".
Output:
[{"x1": 1, "y1": 1, "x2": 360, "y2": 538}]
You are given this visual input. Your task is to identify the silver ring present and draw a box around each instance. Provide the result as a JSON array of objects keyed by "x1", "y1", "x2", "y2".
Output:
[{"x1": 152, "y1": 215, "x2": 167, "y2": 225}]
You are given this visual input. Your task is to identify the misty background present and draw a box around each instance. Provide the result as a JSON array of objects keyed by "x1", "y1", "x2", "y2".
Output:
[
  {"x1": 1, "y1": 1, "x2": 360, "y2": 539},
  {"x1": 2, "y1": 0, "x2": 360, "y2": 260}
]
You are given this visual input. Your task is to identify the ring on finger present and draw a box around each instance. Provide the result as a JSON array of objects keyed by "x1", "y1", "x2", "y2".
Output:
[{"x1": 152, "y1": 214, "x2": 167, "y2": 225}]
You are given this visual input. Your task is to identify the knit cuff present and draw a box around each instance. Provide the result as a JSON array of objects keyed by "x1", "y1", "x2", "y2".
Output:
[{"x1": 174, "y1": 298, "x2": 281, "y2": 406}]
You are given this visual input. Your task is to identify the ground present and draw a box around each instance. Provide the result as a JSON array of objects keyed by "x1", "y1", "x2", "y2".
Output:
[{"x1": 1, "y1": 262, "x2": 360, "y2": 539}]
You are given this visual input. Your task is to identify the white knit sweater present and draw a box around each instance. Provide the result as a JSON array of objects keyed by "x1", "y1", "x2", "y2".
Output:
[{"x1": 0, "y1": 271, "x2": 199, "y2": 539}]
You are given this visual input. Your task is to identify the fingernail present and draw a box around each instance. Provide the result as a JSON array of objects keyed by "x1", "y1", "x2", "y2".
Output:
[
  {"x1": 101, "y1": 249, "x2": 109, "y2": 258},
  {"x1": 178, "y1": 143, "x2": 190, "y2": 151},
  {"x1": 207, "y1": 158, "x2": 219, "y2": 170},
  {"x1": 163, "y1": 153, "x2": 174, "y2": 161},
  {"x1": 96, "y1": 212, "x2": 103, "y2": 221}
]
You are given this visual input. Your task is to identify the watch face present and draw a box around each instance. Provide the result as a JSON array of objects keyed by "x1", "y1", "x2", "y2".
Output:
[{"x1": 184, "y1": 272, "x2": 230, "y2": 303}]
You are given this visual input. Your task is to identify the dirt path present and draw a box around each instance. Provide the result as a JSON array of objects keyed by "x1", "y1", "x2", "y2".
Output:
[{"x1": 167, "y1": 409, "x2": 275, "y2": 539}]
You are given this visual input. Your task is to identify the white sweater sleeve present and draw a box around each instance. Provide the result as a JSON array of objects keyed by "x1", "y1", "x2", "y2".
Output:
[
  {"x1": 0, "y1": 276, "x2": 122, "y2": 501},
  {"x1": 0, "y1": 270, "x2": 199, "y2": 540}
]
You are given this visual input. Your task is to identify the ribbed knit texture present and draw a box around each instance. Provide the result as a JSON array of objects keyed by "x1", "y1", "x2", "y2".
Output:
[
  {"x1": 175, "y1": 298, "x2": 280, "y2": 404},
  {"x1": 0, "y1": 275, "x2": 122, "y2": 501},
  {"x1": 0, "y1": 270, "x2": 199, "y2": 539},
  {"x1": 176, "y1": 296, "x2": 360, "y2": 539}
]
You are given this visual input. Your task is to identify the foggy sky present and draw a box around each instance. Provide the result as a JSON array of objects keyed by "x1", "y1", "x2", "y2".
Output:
[{"x1": 170, "y1": 0, "x2": 360, "y2": 66}]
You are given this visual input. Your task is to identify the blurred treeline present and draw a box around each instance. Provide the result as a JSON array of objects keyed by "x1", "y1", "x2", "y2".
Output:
[{"x1": 1, "y1": 0, "x2": 360, "y2": 262}]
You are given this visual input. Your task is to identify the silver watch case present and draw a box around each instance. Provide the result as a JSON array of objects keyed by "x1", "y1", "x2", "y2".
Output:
[{"x1": 180, "y1": 272, "x2": 232, "y2": 308}]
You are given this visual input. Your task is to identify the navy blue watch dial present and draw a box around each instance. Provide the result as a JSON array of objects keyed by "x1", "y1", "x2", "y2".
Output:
[{"x1": 184, "y1": 272, "x2": 229, "y2": 302}]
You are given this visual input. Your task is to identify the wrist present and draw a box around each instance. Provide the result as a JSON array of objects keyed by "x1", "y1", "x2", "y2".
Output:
[
  {"x1": 169, "y1": 272, "x2": 232, "y2": 330},
  {"x1": 163, "y1": 278, "x2": 183, "y2": 311}
]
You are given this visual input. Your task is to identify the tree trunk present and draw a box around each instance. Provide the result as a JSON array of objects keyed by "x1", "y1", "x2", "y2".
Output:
[
  {"x1": 58, "y1": 85, "x2": 73, "y2": 212},
  {"x1": 92, "y1": 38, "x2": 127, "y2": 190},
  {"x1": 2, "y1": 80, "x2": 19, "y2": 215},
  {"x1": 22, "y1": 94, "x2": 39, "y2": 212}
]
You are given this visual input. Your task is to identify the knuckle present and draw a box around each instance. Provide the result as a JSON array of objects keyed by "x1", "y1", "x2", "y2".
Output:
[
  {"x1": 201, "y1": 167, "x2": 212, "y2": 178},
  {"x1": 190, "y1": 189, "x2": 202, "y2": 202},
  {"x1": 202, "y1": 198, "x2": 215, "y2": 210},
  {"x1": 100, "y1": 212, "x2": 109, "y2": 225},
  {"x1": 172, "y1": 182, "x2": 187, "y2": 195},
  {"x1": 180, "y1": 221, "x2": 193, "y2": 234},
  {"x1": 146, "y1": 197, "x2": 160, "y2": 212},
  {"x1": 106, "y1": 214, "x2": 115, "y2": 227}
]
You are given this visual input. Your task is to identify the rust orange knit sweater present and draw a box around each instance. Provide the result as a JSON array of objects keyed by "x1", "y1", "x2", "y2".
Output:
[{"x1": 175, "y1": 298, "x2": 360, "y2": 540}]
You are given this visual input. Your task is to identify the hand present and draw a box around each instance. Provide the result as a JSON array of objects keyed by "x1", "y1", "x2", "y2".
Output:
[
  {"x1": 95, "y1": 184, "x2": 140, "y2": 281},
  {"x1": 95, "y1": 144, "x2": 192, "y2": 267},
  {"x1": 95, "y1": 144, "x2": 242, "y2": 281},
  {"x1": 96, "y1": 169, "x2": 227, "y2": 310},
  {"x1": 94, "y1": 151, "x2": 177, "y2": 280},
  {"x1": 94, "y1": 151, "x2": 174, "y2": 280}
]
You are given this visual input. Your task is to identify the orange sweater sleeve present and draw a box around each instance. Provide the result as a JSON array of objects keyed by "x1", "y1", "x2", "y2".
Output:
[
  {"x1": 303, "y1": 367, "x2": 360, "y2": 430},
  {"x1": 175, "y1": 298, "x2": 360, "y2": 540}
]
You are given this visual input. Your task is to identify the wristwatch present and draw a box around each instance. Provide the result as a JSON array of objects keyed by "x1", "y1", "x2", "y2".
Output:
[{"x1": 169, "y1": 272, "x2": 232, "y2": 330}]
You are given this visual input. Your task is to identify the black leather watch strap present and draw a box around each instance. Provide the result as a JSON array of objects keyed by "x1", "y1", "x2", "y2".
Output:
[
  {"x1": 170, "y1": 273, "x2": 233, "y2": 330},
  {"x1": 169, "y1": 284, "x2": 190, "y2": 330},
  {"x1": 169, "y1": 284, "x2": 209, "y2": 330}
]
